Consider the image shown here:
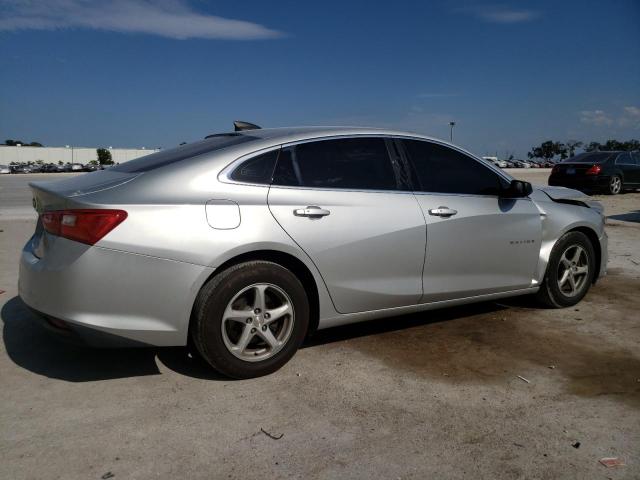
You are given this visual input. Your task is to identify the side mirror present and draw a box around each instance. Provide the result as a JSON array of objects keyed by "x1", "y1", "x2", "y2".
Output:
[{"x1": 501, "y1": 179, "x2": 532, "y2": 198}]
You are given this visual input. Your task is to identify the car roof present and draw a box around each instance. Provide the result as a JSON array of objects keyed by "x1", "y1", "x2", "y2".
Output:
[{"x1": 220, "y1": 126, "x2": 439, "y2": 145}]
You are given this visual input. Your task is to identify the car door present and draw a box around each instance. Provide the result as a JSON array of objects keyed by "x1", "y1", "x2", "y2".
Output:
[
  {"x1": 633, "y1": 153, "x2": 640, "y2": 184},
  {"x1": 267, "y1": 136, "x2": 426, "y2": 314},
  {"x1": 616, "y1": 153, "x2": 640, "y2": 184},
  {"x1": 398, "y1": 138, "x2": 542, "y2": 302}
]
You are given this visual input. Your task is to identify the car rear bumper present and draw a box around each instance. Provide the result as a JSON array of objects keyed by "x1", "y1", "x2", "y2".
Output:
[
  {"x1": 548, "y1": 175, "x2": 610, "y2": 191},
  {"x1": 19, "y1": 234, "x2": 213, "y2": 347}
]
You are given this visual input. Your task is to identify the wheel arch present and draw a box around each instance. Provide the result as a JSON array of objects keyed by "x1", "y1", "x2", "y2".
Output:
[
  {"x1": 190, "y1": 249, "x2": 321, "y2": 338},
  {"x1": 567, "y1": 226, "x2": 602, "y2": 284}
]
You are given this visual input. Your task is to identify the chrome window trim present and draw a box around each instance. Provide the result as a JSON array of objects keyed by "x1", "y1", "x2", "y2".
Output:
[
  {"x1": 391, "y1": 134, "x2": 513, "y2": 184},
  {"x1": 218, "y1": 145, "x2": 283, "y2": 187},
  {"x1": 219, "y1": 134, "x2": 405, "y2": 191},
  {"x1": 615, "y1": 153, "x2": 636, "y2": 166},
  {"x1": 218, "y1": 133, "x2": 515, "y2": 197}
]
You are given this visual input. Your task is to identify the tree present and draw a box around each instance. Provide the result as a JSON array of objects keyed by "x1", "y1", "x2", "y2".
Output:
[
  {"x1": 584, "y1": 141, "x2": 602, "y2": 152},
  {"x1": 566, "y1": 140, "x2": 583, "y2": 157},
  {"x1": 603, "y1": 139, "x2": 625, "y2": 151},
  {"x1": 528, "y1": 140, "x2": 567, "y2": 161},
  {"x1": 96, "y1": 148, "x2": 113, "y2": 165},
  {"x1": 4, "y1": 139, "x2": 42, "y2": 146},
  {"x1": 623, "y1": 139, "x2": 640, "y2": 151}
]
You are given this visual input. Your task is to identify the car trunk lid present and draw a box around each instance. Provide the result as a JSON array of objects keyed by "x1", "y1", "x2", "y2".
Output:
[
  {"x1": 28, "y1": 171, "x2": 138, "y2": 258},
  {"x1": 552, "y1": 162, "x2": 601, "y2": 176}
]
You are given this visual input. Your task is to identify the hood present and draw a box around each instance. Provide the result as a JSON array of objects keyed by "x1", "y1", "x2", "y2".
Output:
[{"x1": 534, "y1": 185, "x2": 604, "y2": 214}]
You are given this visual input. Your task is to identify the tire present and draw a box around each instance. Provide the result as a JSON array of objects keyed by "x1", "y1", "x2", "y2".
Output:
[
  {"x1": 191, "y1": 261, "x2": 309, "y2": 379},
  {"x1": 607, "y1": 175, "x2": 622, "y2": 195},
  {"x1": 535, "y1": 231, "x2": 595, "y2": 308}
]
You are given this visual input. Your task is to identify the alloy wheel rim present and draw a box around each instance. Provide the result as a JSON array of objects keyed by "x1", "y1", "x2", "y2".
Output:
[
  {"x1": 221, "y1": 283, "x2": 295, "y2": 362},
  {"x1": 556, "y1": 245, "x2": 589, "y2": 297},
  {"x1": 611, "y1": 177, "x2": 621, "y2": 193}
]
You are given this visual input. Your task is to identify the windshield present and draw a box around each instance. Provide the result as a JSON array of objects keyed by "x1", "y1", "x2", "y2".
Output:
[
  {"x1": 112, "y1": 133, "x2": 258, "y2": 173},
  {"x1": 563, "y1": 152, "x2": 614, "y2": 163}
]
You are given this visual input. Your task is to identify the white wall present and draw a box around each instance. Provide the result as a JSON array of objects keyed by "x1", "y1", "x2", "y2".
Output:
[{"x1": 0, "y1": 146, "x2": 159, "y2": 165}]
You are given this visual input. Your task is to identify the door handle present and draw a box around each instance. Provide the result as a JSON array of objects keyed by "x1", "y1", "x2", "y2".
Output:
[
  {"x1": 428, "y1": 206, "x2": 458, "y2": 218},
  {"x1": 293, "y1": 206, "x2": 331, "y2": 218}
]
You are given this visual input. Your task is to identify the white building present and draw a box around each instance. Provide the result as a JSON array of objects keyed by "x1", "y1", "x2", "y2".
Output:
[{"x1": 0, "y1": 145, "x2": 159, "y2": 165}]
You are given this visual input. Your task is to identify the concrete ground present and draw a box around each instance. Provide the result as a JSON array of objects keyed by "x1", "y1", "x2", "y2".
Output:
[{"x1": 1, "y1": 171, "x2": 638, "y2": 479}]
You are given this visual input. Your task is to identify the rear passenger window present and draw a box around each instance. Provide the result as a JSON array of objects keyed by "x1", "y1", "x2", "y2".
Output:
[
  {"x1": 615, "y1": 153, "x2": 632, "y2": 165},
  {"x1": 272, "y1": 137, "x2": 398, "y2": 190},
  {"x1": 402, "y1": 140, "x2": 506, "y2": 195},
  {"x1": 230, "y1": 150, "x2": 278, "y2": 184}
]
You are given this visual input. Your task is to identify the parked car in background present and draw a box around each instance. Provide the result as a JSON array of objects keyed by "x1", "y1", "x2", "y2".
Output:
[
  {"x1": 0, "y1": 164, "x2": 10, "y2": 174},
  {"x1": 512, "y1": 160, "x2": 531, "y2": 168},
  {"x1": 10, "y1": 164, "x2": 32, "y2": 173},
  {"x1": 41, "y1": 164, "x2": 65, "y2": 173},
  {"x1": 85, "y1": 163, "x2": 102, "y2": 172},
  {"x1": 549, "y1": 151, "x2": 640, "y2": 195},
  {"x1": 61, "y1": 163, "x2": 85, "y2": 172},
  {"x1": 20, "y1": 125, "x2": 608, "y2": 378},
  {"x1": 482, "y1": 157, "x2": 508, "y2": 168}
]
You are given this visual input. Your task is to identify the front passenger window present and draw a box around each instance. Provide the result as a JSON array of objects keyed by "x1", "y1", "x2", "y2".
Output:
[{"x1": 402, "y1": 140, "x2": 507, "y2": 195}]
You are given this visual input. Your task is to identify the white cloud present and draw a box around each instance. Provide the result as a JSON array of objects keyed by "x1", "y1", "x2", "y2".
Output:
[
  {"x1": 619, "y1": 106, "x2": 640, "y2": 128},
  {"x1": 0, "y1": 0, "x2": 283, "y2": 40},
  {"x1": 455, "y1": 5, "x2": 540, "y2": 24},
  {"x1": 579, "y1": 110, "x2": 613, "y2": 127}
]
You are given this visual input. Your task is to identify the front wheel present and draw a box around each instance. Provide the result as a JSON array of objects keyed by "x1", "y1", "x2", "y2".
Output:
[
  {"x1": 607, "y1": 175, "x2": 622, "y2": 195},
  {"x1": 191, "y1": 261, "x2": 309, "y2": 379},
  {"x1": 535, "y1": 231, "x2": 595, "y2": 308}
]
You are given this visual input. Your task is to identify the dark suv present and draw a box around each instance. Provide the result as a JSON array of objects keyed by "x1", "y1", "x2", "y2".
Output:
[{"x1": 549, "y1": 151, "x2": 640, "y2": 195}]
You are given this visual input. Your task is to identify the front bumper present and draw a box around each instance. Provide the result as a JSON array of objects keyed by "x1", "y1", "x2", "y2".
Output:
[
  {"x1": 548, "y1": 175, "x2": 610, "y2": 191},
  {"x1": 598, "y1": 228, "x2": 608, "y2": 281},
  {"x1": 19, "y1": 234, "x2": 213, "y2": 347}
]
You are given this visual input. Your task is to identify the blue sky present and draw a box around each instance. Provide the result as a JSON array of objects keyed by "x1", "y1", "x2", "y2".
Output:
[{"x1": 1, "y1": 0, "x2": 639, "y2": 158}]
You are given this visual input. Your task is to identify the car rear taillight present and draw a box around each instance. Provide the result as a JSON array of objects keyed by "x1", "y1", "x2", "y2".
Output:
[
  {"x1": 552, "y1": 165, "x2": 560, "y2": 174},
  {"x1": 41, "y1": 209, "x2": 127, "y2": 245},
  {"x1": 585, "y1": 164, "x2": 602, "y2": 175}
]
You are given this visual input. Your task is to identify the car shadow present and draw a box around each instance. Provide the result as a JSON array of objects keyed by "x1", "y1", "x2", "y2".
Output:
[
  {"x1": 2, "y1": 293, "x2": 508, "y2": 383},
  {"x1": 608, "y1": 210, "x2": 640, "y2": 224},
  {"x1": 1, "y1": 296, "x2": 225, "y2": 382},
  {"x1": 304, "y1": 301, "x2": 507, "y2": 347}
]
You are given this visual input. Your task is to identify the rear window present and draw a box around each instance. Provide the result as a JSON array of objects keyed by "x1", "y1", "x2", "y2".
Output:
[
  {"x1": 272, "y1": 137, "x2": 398, "y2": 190},
  {"x1": 563, "y1": 152, "x2": 614, "y2": 163},
  {"x1": 615, "y1": 153, "x2": 635, "y2": 165},
  {"x1": 112, "y1": 134, "x2": 258, "y2": 173},
  {"x1": 230, "y1": 150, "x2": 279, "y2": 184}
]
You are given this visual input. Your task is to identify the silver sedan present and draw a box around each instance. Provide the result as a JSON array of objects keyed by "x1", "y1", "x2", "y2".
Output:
[{"x1": 19, "y1": 125, "x2": 607, "y2": 378}]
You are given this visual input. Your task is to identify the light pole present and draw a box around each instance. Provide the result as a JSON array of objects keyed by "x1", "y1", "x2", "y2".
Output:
[
  {"x1": 449, "y1": 121, "x2": 456, "y2": 142},
  {"x1": 65, "y1": 145, "x2": 74, "y2": 164}
]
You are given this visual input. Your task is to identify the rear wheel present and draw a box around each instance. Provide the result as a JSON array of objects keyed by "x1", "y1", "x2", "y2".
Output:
[
  {"x1": 192, "y1": 261, "x2": 309, "y2": 379},
  {"x1": 536, "y1": 231, "x2": 595, "y2": 308},
  {"x1": 607, "y1": 175, "x2": 622, "y2": 195}
]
